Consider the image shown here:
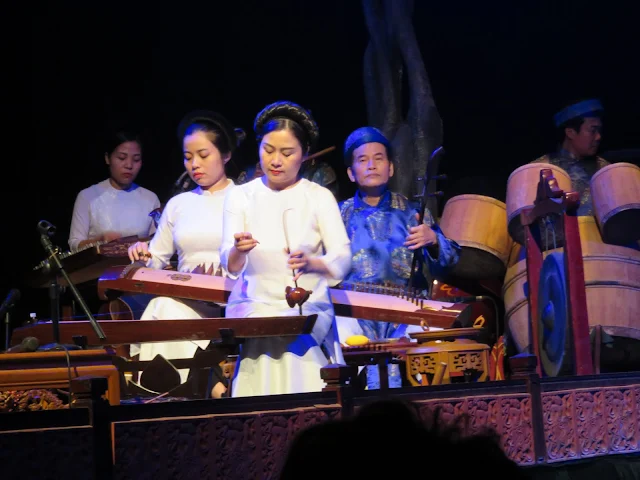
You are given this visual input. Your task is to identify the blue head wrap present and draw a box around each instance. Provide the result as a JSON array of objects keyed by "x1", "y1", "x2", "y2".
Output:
[
  {"x1": 554, "y1": 99, "x2": 604, "y2": 128},
  {"x1": 343, "y1": 127, "x2": 391, "y2": 165}
]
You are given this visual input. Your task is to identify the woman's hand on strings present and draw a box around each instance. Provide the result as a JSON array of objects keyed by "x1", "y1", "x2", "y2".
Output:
[{"x1": 128, "y1": 241, "x2": 152, "y2": 262}]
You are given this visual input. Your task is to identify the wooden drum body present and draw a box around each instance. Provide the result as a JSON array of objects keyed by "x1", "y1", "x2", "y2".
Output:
[
  {"x1": 506, "y1": 163, "x2": 572, "y2": 245},
  {"x1": 591, "y1": 162, "x2": 640, "y2": 246},
  {"x1": 439, "y1": 194, "x2": 512, "y2": 279},
  {"x1": 504, "y1": 239, "x2": 640, "y2": 354}
]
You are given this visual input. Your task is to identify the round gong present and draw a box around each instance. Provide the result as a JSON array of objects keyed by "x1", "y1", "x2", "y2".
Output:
[{"x1": 537, "y1": 252, "x2": 569, "y2": 377}]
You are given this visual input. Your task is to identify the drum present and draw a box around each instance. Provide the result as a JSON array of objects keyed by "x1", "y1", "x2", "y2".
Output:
[
  {"x1": 590, "y1": 162, "x2": 640, "y2": 246},
  {"x1": 506, "y1": 163, "x2": 572, "y2": 245},
  {"x1": 504, "y1": 241, "x2": 640, "y2": 354},
  {"x1": 439, "y1": 194, "x2": 512, "y2": 279}
]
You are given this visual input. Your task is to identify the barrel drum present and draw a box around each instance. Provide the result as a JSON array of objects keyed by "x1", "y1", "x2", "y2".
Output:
[{"x1": 439, "y1": 194, "x2": 512, "y2": 279}]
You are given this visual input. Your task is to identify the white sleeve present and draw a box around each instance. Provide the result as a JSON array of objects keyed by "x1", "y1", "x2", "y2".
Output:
[
  {"x1": 68, "y1": 190, "x2": 90, "y2": 251},
  {"x1": 147, "y1": 200, "x2": 176, "y2": 269},
  {"x1": 315, "y1": 188, "x2": 352, "y2": 281},
  {"x1": 220, "y1": 187, "x2": 248, "y2": 278}
]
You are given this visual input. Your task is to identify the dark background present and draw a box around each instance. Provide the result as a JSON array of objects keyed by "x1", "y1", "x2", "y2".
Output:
[{"x1": 6, "y1": 1, "x2": 639, "y2": 345}]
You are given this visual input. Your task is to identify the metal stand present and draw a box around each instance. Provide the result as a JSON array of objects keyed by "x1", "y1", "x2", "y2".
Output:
[
  {"x1": 3, "y1": 312, "x2": 9, "y2": 351},
  {"x1": 49, "y1": 278, "x2": 61, "y2": 344},
  {"x1": 37, "y1": 220, "x2": 106, "y2": 343}
]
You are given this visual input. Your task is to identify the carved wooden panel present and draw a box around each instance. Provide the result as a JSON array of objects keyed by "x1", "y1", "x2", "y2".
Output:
[
  {"x1": 450, "y1": 352, "x2": 485, "y2": 373},
  {"x1": 542, "y1": 385, "x2": 640, "y2": 463},
  {"x1": 408, "y1": 354, "x2": 437, "y2": 375},
  {"x1": 412, "y1": 394, "x2": 535, "y2": 466},
  {"x1": 0, "y1": 427, "x2": 94, "y2": 479},
  {"x1": 113, "y1": 406, "x2": 340, "y2": 480}
]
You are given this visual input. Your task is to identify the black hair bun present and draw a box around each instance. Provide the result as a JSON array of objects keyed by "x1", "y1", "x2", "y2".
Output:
[
  {"x1": 177, "y1": 110, "x2": 245, "y2": 151},
  {"x1": 253, "y1": 101, "x2": 319, "y2": 148}
]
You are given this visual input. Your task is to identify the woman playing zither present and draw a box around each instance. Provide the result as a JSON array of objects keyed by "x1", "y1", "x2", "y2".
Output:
[
  {"x1": 127, "y1": 111, "x2": 244, "y2": 395},
  {"x1": 220, "y1": 101, "x2": 352, "y2": 397}
]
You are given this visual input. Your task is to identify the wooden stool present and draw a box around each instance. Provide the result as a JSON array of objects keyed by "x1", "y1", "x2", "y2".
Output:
[{"x1": 405, "y1": 339, "x2": 490, "y2": 386}]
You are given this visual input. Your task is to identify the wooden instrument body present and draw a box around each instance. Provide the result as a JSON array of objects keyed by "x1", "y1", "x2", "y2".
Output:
[
  {"x1": 98, "y1": 264, "x2": 234, "y2": 305},
  {"x1": 97, "y1": 265, "x2": 473, "y2": 329},
  {"x1": 506, "y1": 163, "x2": 572, "y2": 245},
  {"x1": 27, "y1": 237, "x2": 139, "y2": 288},
  {"x1": 330, "y1": 285, "x2": 471, "y2": 328},
  {"x1": 439, "y1": 194, "x2": 513, "y2": 279},
  {"x1": 504, "y1": 223, "x2": 640, "y2": 352},
  {"x1": 406, "y1": 339, "x2": 490, "y2": 386},
  {"x1": 0, "y1": 349, "x2": 121, "y2": 405},
  {"x1": 10, "y1": 315, "x2": 318, "y2": 348},
  {"x1": 430, "y1": 281, "x2": 498, "y2": 337},
  {"x1": 590, "y1": 162, "x2": 640, "y2": 246}
]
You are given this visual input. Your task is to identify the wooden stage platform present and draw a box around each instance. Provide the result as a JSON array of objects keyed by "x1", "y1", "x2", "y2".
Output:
[{"x1": 1, "y1": 369, "x2": 639, "y2": 479}]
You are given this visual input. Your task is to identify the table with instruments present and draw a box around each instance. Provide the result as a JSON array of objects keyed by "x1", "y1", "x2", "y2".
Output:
[
  {"x1": 9, "y1": 315, "x2": 318, "y2": 348},
  {"x1": 8, "y1": 315, "x2": 319, "y2": 401},
  {"x1": 96, "y1": 264, "x2": 478, "y2": 330}
]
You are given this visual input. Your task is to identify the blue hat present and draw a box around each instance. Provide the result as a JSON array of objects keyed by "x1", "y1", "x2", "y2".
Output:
[
  {"x1": 553, "y1": 99, "x2": 604, "y2": 128},
  {"x1": 343, "y1": 127, "x2": 391, "y2": 165}
]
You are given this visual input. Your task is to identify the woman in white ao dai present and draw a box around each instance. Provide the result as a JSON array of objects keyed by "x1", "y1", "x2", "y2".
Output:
[
  {"x1": 128, "y1": 111, "x2": 245, "y2": 392},
  {"x1": 221, "y1": 101, "x2": 351, "y2": 397}
]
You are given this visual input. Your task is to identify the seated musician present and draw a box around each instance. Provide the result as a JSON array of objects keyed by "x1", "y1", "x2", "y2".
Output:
[
  {"x1": 531, "y1": 98, "x2": 608, "y2": 217},
  {"x1": 65, "y1": 130, "x2": 161, "y2": 319},
  {"x1": 220, "y1": 100, "x2": 352, "y2": 397},
  {"x1": 69, "y1": 130, "x2": 161, "y2": 251},
  {"x1": 127, "y1": 110, "x2": 244, "y2": 394},
  {"x1": 335, "y1": 126, "x2": 461, "y2": 389}
]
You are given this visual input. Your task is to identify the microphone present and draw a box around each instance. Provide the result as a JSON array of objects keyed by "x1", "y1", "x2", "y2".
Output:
[
  {"x1": 0, "y1": 289, "x2": 20, "y2": 319},
  {"x1": 37, "y1": 220, "x2": 57, "y2": 237},
  {"x1": 5, "y1": 336, "x2": 39, "y2": 354}
]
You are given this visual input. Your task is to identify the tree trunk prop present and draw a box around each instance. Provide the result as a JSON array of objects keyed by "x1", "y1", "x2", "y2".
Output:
[{"x1": 362, "y1": 0, "x2": 443, "y2": 215}]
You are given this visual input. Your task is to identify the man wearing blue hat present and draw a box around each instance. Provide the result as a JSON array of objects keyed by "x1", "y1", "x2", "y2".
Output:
[
  {"x1": 335, "y1": 126, "x2": 460, "y2": 389},
  {"x1": 533, "y1": 99, "x2": 609, "y2": 216}
]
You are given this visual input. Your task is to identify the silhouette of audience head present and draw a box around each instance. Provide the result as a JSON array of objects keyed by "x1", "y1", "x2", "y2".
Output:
[{"x1": 280, "y1": 399, "x2": 530, "y2": 479}]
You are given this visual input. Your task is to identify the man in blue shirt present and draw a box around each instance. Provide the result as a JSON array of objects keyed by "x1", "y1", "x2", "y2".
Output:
[
  {"x1": 336, "y1": 126, "x2": 461, "y2": 388},
  {"x1": 532, "y1": 99, "x2": 608, "y2": 217}
]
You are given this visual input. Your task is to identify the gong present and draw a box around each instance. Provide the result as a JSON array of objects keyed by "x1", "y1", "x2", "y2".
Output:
[{"x1": 537, "y1": 252, "x2": 570, "y2": 376}]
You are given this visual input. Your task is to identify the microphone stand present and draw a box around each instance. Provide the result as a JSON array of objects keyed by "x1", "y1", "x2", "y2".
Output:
[
  {"x1": 3, "y1": 312, "x2": 9, "y2": 351},
  {"x1": 37, "y1": 221, "x2": 106, "y2": 344}
]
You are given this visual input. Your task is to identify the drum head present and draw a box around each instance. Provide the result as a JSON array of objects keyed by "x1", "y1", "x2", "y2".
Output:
[
  {"x1": 538, "y1": 252, "x2": 569, "y2": 377},
  {"x1": 600, "y1": 208, "x2": 640, "y2": 246},
  {"x1": 448, "y1": 247, "x2": 507, "y2": 280}
]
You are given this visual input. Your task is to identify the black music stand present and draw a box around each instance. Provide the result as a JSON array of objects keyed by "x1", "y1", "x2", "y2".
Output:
[{"x1": 37, "y1": 220, "x2": 106, "y2": 348}]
